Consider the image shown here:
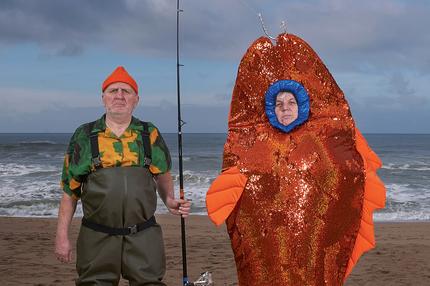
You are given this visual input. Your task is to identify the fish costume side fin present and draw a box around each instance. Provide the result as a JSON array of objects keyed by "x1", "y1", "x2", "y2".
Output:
[
  {"x1": 344, "y1": 128, "x2": 386, "y2": 279},
  {"x1": 206, "y1": 166, "x2": 247, "y2": 226}
]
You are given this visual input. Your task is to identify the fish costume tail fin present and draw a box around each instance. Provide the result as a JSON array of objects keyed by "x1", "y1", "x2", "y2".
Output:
[{"x1": 344, "y1": 128, "x2": 386, "y2": 280}]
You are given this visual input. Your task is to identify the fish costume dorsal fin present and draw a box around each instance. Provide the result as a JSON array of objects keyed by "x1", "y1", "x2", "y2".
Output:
[{"x1": 206, "y1": 33, "x2": 385, "y2": 285}]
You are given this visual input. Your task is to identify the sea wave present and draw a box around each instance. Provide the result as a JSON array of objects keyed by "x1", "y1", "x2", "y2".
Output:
[
  {"x1": 374, "y1": 210, "x2": 430, "y2": 222},
  {"x1": 0, "y1": 201, "x2": 61, "y2": 217},
  {"x1": 2, "y1": 201, "x2": 428, "y2": 221},
  {"x1": 386, "y1": 183, "x2": 429, "y2": 202},
  {"x1": 172, "y1": 170, "x2": 217, "y2": 185},
  {"x1": 18, "y1": 140, "x2": 59, "y2": 145},
  {"x1": 382, "y1": 163, "x2": 430, "y2": 171},
  {"x1": 0, "y1": 163, "x2": 59, "y2": 177},
  {"x1": 1, "y1": 159, "x2": 429, "y2": 222}
]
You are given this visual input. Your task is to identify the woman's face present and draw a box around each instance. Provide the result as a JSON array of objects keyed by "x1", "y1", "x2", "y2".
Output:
[{"x1": 275, "y1": 91, "x2": 298, "y2": 126}]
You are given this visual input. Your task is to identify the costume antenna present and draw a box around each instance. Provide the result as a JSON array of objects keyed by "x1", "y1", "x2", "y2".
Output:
[
  {"x1": 258, "y1": 13, "x2": 276, "y2": 40},
  {"x1": 280, "y1": 20, "x2": 287, "y2": 34}
]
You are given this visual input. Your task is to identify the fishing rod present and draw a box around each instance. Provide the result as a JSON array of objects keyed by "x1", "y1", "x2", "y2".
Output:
[
  {"x1": 176, "y1": 0, "x2": 188, "y2": 285},
  {"x1": 174, "y1": 1, "x2": 286, "y2": 285},
  {"x1": 176, "y1": 1, "x2": 213, "y2": 286}
]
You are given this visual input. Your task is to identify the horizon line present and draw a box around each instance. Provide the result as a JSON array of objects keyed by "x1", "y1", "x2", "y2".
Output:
[{"x1": 1, "y1": 132, "x2": 430, "y2": 135}]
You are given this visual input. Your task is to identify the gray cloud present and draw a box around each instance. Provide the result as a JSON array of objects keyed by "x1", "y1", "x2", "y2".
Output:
[
  {"x1": 56, "y1": 44, "x2": 85, "y2": 57},
  {"x1": 213, "y1": 93, "x2": 231, "y2": 102},
  {"x1": 1, "y1": 0, "x2": 430, "y2": 134},
  {"x1": 2, "y1": 0, "x2": 428, "y2": 73},
  {"x1": 290, "y1": 0, "x2": 430, "y2": 73},
  {"x1": 345, "y1": 71, "x2": 429, "y2": 111},
  {"x1": 0, "y1": 0, "x2": 254, "y2": 58},
  {"x1": 388, "y1": 73, "x2": 415, "y2": 96},
  {"x1": 352, "y1": 105, "x2": 430, "y2": 134},
  {"x1": 353, "y1": 94, "x2": 429, "y2": 111}
]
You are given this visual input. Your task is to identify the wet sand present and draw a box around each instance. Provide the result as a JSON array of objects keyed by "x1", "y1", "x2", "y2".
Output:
[{"x1": 0, "y1": 215, "x2": 429, "y2": 285}]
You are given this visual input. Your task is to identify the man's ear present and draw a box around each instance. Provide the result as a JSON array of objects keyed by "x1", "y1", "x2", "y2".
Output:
[{"x1": 101, "y1": 93, "x2": 106, "y2": 105}]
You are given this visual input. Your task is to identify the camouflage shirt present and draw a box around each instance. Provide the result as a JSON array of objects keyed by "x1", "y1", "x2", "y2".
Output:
[{"x1": 61, "y1": 115, "x2": 171, "y2": 199}]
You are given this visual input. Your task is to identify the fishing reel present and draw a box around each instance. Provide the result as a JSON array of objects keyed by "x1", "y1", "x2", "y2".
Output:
[{"x1": 185, "y1": 272, "x2": 214, "y2": 286}]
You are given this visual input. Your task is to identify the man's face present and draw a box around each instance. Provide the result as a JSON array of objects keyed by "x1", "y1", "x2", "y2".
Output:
[
  {"x1": 102, "y1": 82, "x2": 139, "y2": 116},
  {"x1": 275, "y1": 91, "x2": 298, "y2": 126}
]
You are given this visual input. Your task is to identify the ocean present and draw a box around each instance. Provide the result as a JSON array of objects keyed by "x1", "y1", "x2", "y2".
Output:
[{"x1": 0, "y1": 133, "x2": 429, "y2": 221}]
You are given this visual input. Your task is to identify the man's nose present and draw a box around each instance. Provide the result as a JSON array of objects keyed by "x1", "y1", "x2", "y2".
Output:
[{"x1": 114, "y1": 89, "x2": 126, "y2": 98}]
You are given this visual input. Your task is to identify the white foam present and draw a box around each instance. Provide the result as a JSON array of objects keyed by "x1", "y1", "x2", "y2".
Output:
[
  {"x1": 170, "y1": 170, "x2": 218, "y2": 193},
  {"x1": 386, "y1": 183, "x2": 429, "y2": 202},
  {"x1": 1, "y1": 168, "x2": 429, "y2": 221},
  {"x1": 0, "y1": 201, "x2": 84, "y2": 218},
  {"x1": 382, "y1": 163, "x2": 430, "y2": 171},
  {"x1": 374, "y1": 210, "x2": 430, "y2": 222},
  {"x1": 0, "y1": 163, "x2": 59, "y2": 177},
  {"x1": 0, "y1": 180, "x2": 61, "y2": 205},
  {"x1": 18, "y1": 140, "x2": 58, "y2": 145}
]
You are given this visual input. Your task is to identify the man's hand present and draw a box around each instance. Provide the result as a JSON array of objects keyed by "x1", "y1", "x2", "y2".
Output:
[
  {"x1": 55, "y1": 235, "x2": 73, "y2": 263},
  {"x1": 155, "y1": 172, "x2": 192, "y2": 218},
  {"x1": 55, "y1": 193, "x2": 77, "y2": 263},
  {"x1": 165, "y1": 197, "x2": 191, "y2": 217}
]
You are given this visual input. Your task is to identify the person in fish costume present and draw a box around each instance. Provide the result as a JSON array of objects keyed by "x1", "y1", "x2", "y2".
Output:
[{"x1": 206, "y1": 33, "x2": 386, "y2": 285}]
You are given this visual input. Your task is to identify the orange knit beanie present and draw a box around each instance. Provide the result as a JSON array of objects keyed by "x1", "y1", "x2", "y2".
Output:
[{"x1": 102, "y1": 66, "x2": 138, "y2": 94}]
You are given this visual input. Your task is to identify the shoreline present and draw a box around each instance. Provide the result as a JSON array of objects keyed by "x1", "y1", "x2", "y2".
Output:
[
  {"x1": 2, "y1": 214, "x2": 429, "y2": 224},
  {"x1": 1, "y1": 215, "x2": 429, "y2": 285}
]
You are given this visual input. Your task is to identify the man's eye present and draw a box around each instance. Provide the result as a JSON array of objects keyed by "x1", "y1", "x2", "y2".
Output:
[{"x1": 123, "y1": 89, "x2": 131, "y2": 94}]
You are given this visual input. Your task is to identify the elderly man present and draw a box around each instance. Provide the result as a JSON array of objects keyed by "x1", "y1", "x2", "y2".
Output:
[{"x1": 55, "y1": 66, "x2": 190, "y2": 285}]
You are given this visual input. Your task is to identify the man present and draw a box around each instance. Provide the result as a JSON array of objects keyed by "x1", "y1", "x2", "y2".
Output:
[{"x1": 55, "y1": 66, "x2": 190, "y2": 285}]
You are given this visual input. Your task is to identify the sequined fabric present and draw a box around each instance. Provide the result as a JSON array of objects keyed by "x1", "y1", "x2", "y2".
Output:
[{"x1": 224, "y1": 34, "x2": 365, "y2": 285}]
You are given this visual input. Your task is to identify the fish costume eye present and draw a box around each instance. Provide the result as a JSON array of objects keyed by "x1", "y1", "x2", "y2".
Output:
[{"x1": 265, "y1": 79, "x2": 310, "y2": 133}]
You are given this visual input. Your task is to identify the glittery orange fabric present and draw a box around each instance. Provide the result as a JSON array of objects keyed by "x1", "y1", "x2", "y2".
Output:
[{"x1": 224, "y1": 34, "x2": 366, "y2": 285}]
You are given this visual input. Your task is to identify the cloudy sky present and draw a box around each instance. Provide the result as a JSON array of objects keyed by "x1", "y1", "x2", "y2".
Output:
[{"x1": 0, "y1": 0, "x2": 429, "y2": 133}]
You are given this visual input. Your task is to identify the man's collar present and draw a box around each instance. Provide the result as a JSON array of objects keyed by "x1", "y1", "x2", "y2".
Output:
[
  {"x1": 91, "y1": 114, "x2": 106, "y2": 133},
  {"x1": 90, "y1": 114, "x2": 143, "y2": 133},
  {"x1": 129, "y1": 116, "x2": 144, "y2": 131}
]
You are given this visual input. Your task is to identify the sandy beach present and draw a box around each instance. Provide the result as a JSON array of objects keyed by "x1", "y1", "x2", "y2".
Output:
[{"x1": 0, "y1": 215, "x2": 429, "y2": 286}]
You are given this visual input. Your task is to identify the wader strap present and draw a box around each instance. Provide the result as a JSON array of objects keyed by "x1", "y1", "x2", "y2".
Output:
[
  {"x1": 82, "y1": 216, "x2": 156, "y2": 236},
  {"x1": 140, "y1": 121, "x2": 152, "y2": 168},
  {"x1": 87, "y1": 121, "x2": 102, "y2": 169}
]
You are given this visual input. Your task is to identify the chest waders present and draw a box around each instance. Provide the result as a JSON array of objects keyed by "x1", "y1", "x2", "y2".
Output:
[{"x1": 76, "y1": 122, "x2": 167, "y2": 286}]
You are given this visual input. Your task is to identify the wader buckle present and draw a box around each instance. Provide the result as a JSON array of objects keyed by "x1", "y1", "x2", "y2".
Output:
[
  {"x1": 92, "y1": 156, "x2": 102, "y2": 169},
  {"x1": 143, "y1": 157, "x2": 152, "y2": 167},
  {"x1": 128, "y1": 224, "x2": 138, "y2": 235}
]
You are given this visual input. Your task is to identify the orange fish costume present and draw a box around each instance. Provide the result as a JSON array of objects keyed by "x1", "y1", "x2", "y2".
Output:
[{"x1": 206, "y1": 33, "x2": 386, "y2": 285}]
